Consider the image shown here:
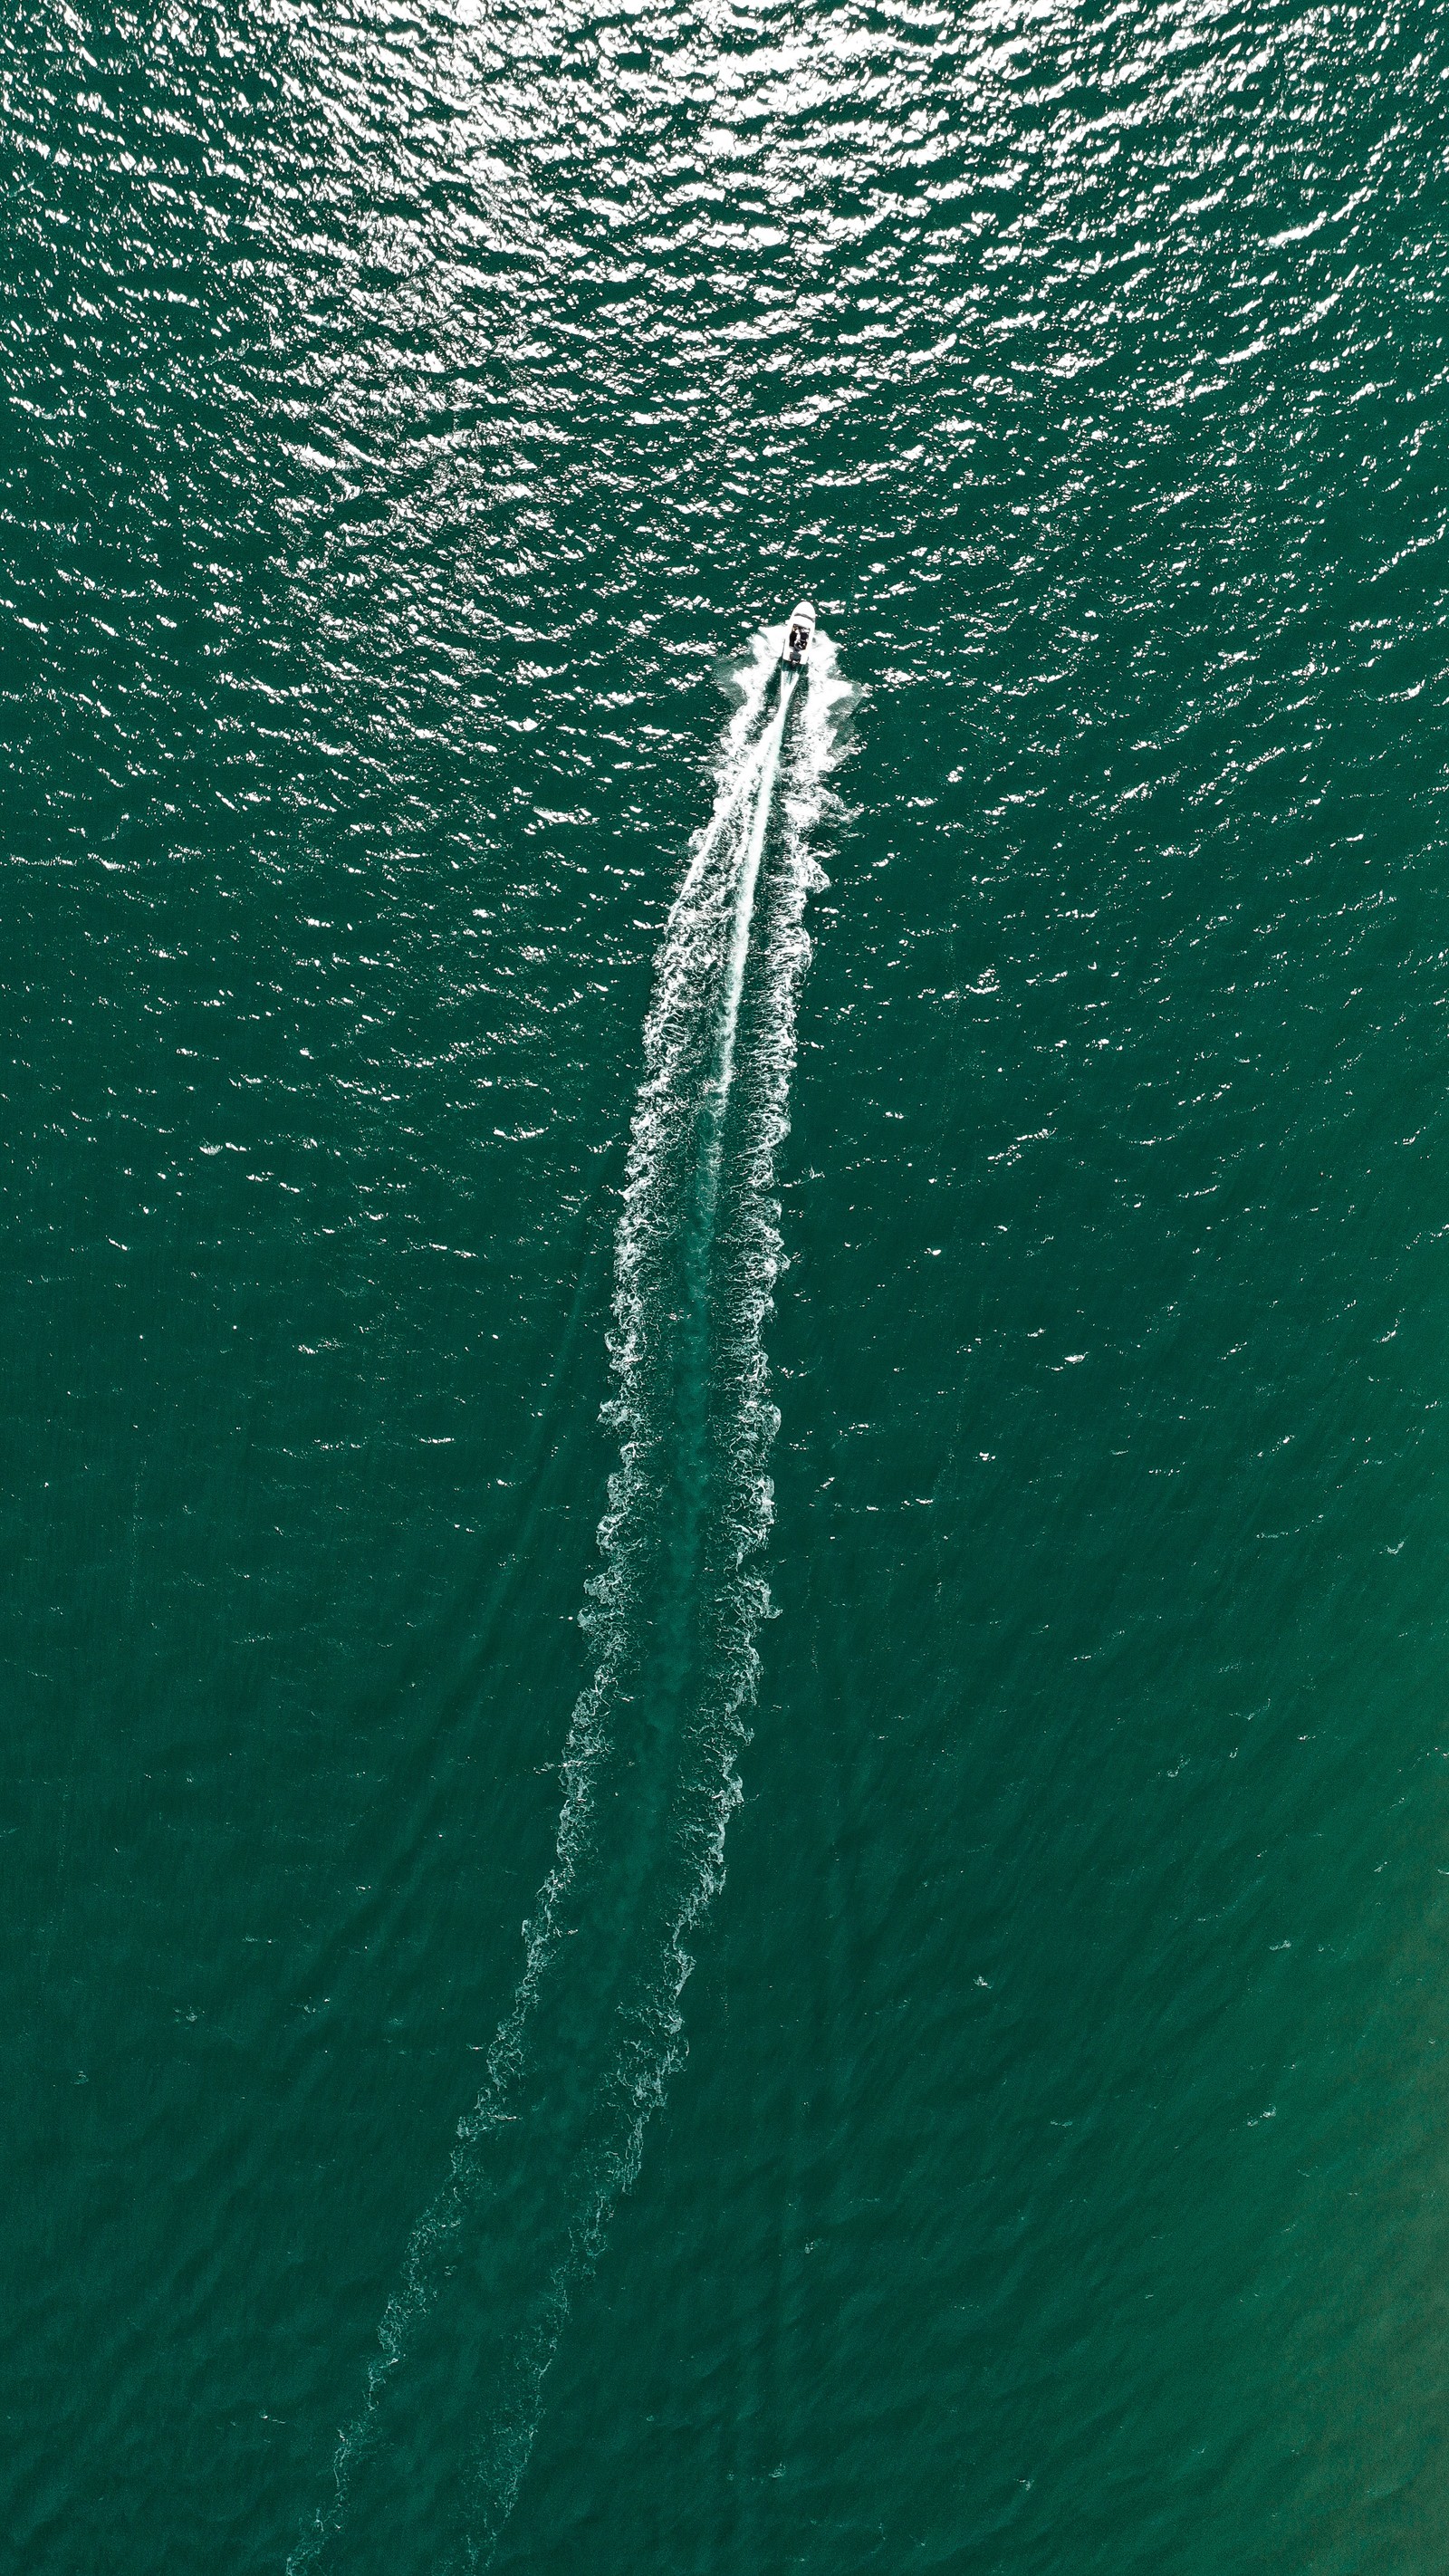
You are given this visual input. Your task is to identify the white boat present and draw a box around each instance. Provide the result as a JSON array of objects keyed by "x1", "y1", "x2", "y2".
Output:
[{"x1": 781, "y1": 601, "x2": 815, "y2": 673}]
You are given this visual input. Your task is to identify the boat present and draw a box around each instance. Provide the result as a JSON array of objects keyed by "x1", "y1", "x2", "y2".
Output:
[{"x1": 781, "y1": 601, "x2": 816, "y2": 673}]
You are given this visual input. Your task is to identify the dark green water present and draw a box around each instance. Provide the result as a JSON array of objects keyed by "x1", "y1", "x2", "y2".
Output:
[{"x1": 7, "y1": 0, "x2": 1449, "y2": 2567}]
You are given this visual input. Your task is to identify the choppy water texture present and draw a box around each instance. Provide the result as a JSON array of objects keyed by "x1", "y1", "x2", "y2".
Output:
[{"x1": 5, "y1": 1, "x2": 1449, "y2": 2570}]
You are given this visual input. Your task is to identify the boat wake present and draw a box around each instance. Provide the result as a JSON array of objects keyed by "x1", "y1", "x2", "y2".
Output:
[{"x1": 291, "y1": 623, "x2": 850, "y2": 2573}]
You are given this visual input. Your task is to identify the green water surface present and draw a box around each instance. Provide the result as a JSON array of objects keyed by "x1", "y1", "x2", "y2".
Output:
[{"x1": 5, "y1": 0, "x2": 1449, "y2": 2568}]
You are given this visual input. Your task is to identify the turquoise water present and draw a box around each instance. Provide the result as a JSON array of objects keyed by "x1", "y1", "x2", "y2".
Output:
[{"x1": 6, "y1": 1, "x2": 1449, "y2": 2569}]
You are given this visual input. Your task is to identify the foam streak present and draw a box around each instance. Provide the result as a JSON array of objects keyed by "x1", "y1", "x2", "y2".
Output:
[{"x1": 292, "y1": 630, "x2": 848, "y2": 2575}]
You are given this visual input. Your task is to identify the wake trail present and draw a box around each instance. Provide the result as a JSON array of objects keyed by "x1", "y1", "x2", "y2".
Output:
[
  {"x1": 714, "y1": 679, "x2": 791, "y2": 1136},
  {"x1": 291, "y1": 631, "x2": 848, "y2": 2576}
]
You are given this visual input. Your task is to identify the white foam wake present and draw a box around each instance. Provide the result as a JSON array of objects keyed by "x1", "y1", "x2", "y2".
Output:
[{"x1": 291, "y1": 626, "x2": 850, "y2": 2575}]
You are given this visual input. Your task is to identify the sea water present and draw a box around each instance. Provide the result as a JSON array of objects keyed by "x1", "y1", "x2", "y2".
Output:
[{"x1": 5, "y1": 3, "x2": 1449, "y2": 2571}]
